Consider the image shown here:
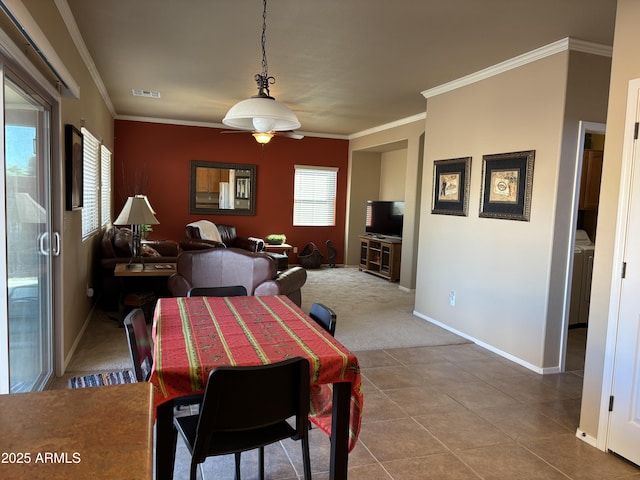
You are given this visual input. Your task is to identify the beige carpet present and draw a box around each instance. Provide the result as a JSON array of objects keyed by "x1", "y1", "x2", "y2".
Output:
[{"x1": 300, "y1": 266, "x2": 469, "y2": 351}]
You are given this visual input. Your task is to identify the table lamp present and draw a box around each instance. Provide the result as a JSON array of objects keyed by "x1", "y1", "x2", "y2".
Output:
[{"x1": 113, "y1": 195, "x2": 159, "y2": 268}]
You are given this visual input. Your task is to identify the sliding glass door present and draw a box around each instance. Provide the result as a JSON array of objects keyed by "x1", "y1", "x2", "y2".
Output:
[{"x1": 3, "y1": 73, "x2": 54, "y2": 393}]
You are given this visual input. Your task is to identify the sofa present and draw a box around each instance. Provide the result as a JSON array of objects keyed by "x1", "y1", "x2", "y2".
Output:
[
  {"x1": 167, "y1": 247, "x2": 307, "y2": 306},
  {"x1": 98, "y1": 226, "x2": 180, "y2": 308},
  {"x1": 180, "y1": 220, "x2": 291, "y2": 269},
  {"x1": 180, "y1": 221, "x2": 264, "y2": 252}
]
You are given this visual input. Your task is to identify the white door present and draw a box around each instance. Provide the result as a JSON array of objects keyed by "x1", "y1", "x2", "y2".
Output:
[{"x1": 608, "y1": 82, "x2": 640, "y2": 465}]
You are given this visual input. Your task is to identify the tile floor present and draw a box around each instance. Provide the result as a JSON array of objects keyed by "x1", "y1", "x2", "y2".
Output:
[{"x1": 52, "y1": 311, "x2": 639, "y2": 479}]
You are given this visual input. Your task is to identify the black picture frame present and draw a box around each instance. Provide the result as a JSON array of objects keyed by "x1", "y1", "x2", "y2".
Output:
[
  {"x1": 189, "y1": 160, "x2": 256, "y2": 215},
  {"x1": 432, "y1": 157, "x2": 471, "y2": 216},
  {"x1": 65, "y1": 124, "x2": 83, "y2": 211},
  {"x1": 479, "y1": 150, "x2": 535, "y2": 221}
]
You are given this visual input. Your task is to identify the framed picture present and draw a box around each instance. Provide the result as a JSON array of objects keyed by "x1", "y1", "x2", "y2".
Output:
[
  {"x1": 65, "y1": 124, "x2": 83, "y2": 211},
  {"x1": 432, "y1": 157, "x2": 471, "y2": 216},
  {"x1": 236, "y1": 177, "x2": 250, "y2": 199},
  {"x1": 479, "y1": 150, "x2": 535, "y2": 221}
]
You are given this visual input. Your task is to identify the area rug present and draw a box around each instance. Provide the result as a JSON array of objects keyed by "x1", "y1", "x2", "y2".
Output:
[
  {"x1": 300, "y1": 266, "x2": 469, "y2": 352},
  {"x1": 67, "y1": 370, "x2": 135, "y2": 389}
]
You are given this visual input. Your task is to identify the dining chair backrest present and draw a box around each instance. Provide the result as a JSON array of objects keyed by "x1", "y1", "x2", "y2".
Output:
[
  {"x1": 124, "y1": 308, "x2": 153, "y2": 382},
  {"x1": 174, "y1": 357, "x2": 312, "y2": 480},
  {"x1": 309, "y1": 302, "x2": 337, "y2": 336},
  {"x1": 186, "y1": 285, "x2": 247, "y2": 297}
]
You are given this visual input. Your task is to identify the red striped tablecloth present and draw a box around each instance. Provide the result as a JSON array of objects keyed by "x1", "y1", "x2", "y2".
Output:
[{"x1": 149, "y1": 295, "x2": 362, "y2": 451}]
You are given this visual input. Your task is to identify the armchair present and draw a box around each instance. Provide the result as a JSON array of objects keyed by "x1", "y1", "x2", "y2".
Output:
[
  {"x1": 168, "y1": 247, "x2": 307, "y2": 306},
  {"x1": 180, "y1": 220, "x2": 264, "y2": 252}
]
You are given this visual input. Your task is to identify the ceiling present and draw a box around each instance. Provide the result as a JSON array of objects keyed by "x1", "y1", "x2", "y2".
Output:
[{"x1": 64, "y1": 0, "x2": 617, "y2": 138}]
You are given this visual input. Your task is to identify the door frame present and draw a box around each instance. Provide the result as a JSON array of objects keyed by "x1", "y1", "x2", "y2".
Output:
[
  {"x1": 560, "y1": 120, "x2": 606, "y2": 373},
  {"x1": 596, "y1": 78, "x2": 640, "y2": 451},
  {"x1": 0, "y1": 27, "x2": 63, "y2": 392}
]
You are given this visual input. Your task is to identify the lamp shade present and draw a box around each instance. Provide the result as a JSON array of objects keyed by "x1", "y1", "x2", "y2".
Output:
[
  {"x1": 113, "y1": 195, "x2": 159, "y2": 226},
  {"x1": 222, "y1": 96, "x2": 300, "y2": 132}
]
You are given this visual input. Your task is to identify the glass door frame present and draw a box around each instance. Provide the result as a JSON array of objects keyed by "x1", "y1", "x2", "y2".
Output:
[{"x1": 0, "y1": 53, "x2": 62, "y2": 393}]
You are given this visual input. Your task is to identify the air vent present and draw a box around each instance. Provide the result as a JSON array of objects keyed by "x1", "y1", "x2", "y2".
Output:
[{"x1": 132, "y1": 89, "x2": 161, "y2": 99}]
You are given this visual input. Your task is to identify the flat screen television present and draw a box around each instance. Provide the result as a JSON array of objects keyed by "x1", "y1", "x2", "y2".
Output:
[{"x1": 365, "y1": 200, "x2": 404, "y2": 238}]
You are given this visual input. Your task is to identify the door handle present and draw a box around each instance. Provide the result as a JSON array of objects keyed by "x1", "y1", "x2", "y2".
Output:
[
  {"x1": 52, "y1": 231, "x2": 60, "y2": 256},
  {"x1": 38, "y1": 232, "x2": 48, "y2": 255},
  {"x1": 38, "y1": 231, "x2": 60, "y2": 256}
]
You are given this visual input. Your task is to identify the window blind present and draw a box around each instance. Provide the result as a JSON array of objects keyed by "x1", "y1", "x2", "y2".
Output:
[
  {"x1": 293, "y1": 165, "x2": 338, "y2": 226},
  {"x1": 81, "y1": 127, "x2": 100, "y2": 239},
  {"x1": 100, "y1": 145, "x2": 112, "y2": 227}
]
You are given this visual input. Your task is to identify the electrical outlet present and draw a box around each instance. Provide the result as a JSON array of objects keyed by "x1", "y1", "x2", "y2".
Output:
[
  {"x1": 449, "y1": 290, "x2": 456, "y2": 307},
  {"x1": 293, "y1": 246, "x2": 298, "y2": 253}
]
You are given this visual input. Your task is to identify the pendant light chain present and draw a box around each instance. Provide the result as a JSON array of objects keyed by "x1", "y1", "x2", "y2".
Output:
[{"x1": 255, "y1": 0, "x2": 275, "y2": 98}]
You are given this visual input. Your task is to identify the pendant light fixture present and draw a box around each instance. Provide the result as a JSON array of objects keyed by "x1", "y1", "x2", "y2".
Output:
[{"x1": 222, "y1": 0, "x2": 300, "y2": 143}]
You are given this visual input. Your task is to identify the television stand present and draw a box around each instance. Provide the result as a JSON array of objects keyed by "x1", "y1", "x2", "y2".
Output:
[{"x1": 359, "y1": 235, "x2": 402, "y2": 282}]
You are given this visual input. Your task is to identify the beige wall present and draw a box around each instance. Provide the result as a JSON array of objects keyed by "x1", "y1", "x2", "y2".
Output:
[
  {"x1": 418, "y1": 53, "x2": 568, "y2": 368},
  {"x1": 380, "y1": 149, "x2": 407, "y2": 200},
  {"x1": 580, "y1": 0, "x2": 640, "y2": 442},
  {"x1": 21, "y1": 0, "x2": 114, "y2": 370},
  {"x1": 347, "y1": 151, "x2": 382, "y2": 266},
  {"x1": 348, "y1": 120, "x2": 425, "y2": 289},
  {"x1": 416, "y1": 49, "x2": 610, "y2": 370}
]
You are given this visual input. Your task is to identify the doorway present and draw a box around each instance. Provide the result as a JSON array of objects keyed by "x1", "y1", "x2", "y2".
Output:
[{"x1": 565, "y1": 121, "x2": 606, "y2": 373}]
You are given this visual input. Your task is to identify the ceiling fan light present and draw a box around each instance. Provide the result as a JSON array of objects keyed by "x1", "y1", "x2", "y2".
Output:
[
  {"x1": 222, "y1": 97, "x2": 300, "y2": 132},
  {"x1": 252, "y1": 131, "x2": 274, "y2": 144}
]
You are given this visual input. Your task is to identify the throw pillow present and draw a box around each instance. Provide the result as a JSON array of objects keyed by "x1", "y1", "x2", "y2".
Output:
[{"x1": 113, "y1": 228, "x2": 132, "y2": 256}]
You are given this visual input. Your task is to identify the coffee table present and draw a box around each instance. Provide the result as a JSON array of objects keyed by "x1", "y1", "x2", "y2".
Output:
[{"x1": 114, "y1": 262, "x2": 176, "y2": 277}]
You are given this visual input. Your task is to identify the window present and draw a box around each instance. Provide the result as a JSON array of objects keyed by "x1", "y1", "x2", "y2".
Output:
[
  {"x1": 293, "y1": 165, "x2": 338, "y2": 226},
  {"x1": 81, "y1": 127, "x2": 112, "y2": 239}
]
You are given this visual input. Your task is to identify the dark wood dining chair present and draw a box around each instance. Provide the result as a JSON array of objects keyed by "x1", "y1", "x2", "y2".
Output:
[
  {"x1": 124, "y1": 308, "x2": 153, "y2": 381},
  {"x1": 173, "y1": 357, "x2": 312, "y2": 480},
  {"x1": 309, "y1": 302, "x2": 337, "y2": 336},
  {"x1": 186, "y1": 285, "x2": 248, "y2": 297}
]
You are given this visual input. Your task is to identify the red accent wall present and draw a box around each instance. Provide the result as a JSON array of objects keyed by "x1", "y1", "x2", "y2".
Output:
[{"x1": 114, "y1": 120, "x2": 349, "y2": 264}]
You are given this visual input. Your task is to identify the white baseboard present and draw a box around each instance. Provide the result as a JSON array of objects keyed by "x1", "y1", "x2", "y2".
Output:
[
  {"x1": 575, "y1": 429, "x2": 599, "y2": 449},
  {"x1": 413, "y1": 311, "x2": 548, "y2": 374},
  {"x1": 61, "y1": 304, "x2": 96, "y2": 374}
]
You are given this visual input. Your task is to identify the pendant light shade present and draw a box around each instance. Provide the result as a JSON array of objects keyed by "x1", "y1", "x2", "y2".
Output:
[
  {"x1": 223, "y1": 96, "x2": 300, "y2": 132},
  {"x1": 221, "y1": 0, "x2": 300, "y2": 144}
]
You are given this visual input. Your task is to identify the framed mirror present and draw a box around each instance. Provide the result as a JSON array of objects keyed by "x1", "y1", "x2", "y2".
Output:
[{"x1": 189, "y1": 160, "x2": 256, "y2": 215}]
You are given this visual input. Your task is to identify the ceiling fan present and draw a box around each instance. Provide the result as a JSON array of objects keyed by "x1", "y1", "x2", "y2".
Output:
[{"x1": 221, "y1": 0, "x2": 302, "y2": 145}]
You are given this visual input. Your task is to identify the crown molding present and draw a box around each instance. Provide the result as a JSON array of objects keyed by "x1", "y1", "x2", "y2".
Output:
[
  {"x1": 55, "y1": 0, "x2": 114, "y2": 114},
  {"x1": 350, "y1": 112, "x2": 427, "y2": 140},
  {"x1": 421, "y1": 37, "x2": 612, "y2": 99}
]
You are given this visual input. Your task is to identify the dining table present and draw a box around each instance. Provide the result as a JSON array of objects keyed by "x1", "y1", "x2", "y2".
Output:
[
  {"x1": 0, "y1": 382, "x2": 154, "y2": 479},
  {"x1": 149, "y1": 294, "x2": 363, "y2": 480}
]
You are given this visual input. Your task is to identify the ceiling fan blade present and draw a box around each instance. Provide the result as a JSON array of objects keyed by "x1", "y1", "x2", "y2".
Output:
[
  {"x1": 220, "y1": 130, "x2": 250, "y2": 134},
  {"x1": 278, "y1": 131, "x2": 304, "y2": 140}
]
